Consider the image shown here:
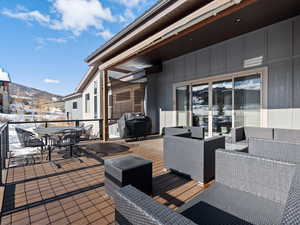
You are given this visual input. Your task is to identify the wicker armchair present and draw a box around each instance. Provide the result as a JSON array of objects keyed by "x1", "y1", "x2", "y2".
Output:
[
  {"x1": 115, "y1": 150, "x2": 300, "y2": 225},
  {"x1": 15, "y1": 127, "x2": 45, "y2": 161},
  {"x1": 164, "y1": 133, "x2": 225, "y2": 184}
]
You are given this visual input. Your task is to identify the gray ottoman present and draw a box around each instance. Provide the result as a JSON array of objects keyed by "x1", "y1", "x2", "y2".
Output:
[{"x1": 105, "y1": 155, "x2": 152, "y2": 199}]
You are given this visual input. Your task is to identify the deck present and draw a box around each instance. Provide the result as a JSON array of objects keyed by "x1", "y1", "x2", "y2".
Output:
[{"x1": 1, "y1": 136, "x2": 207, "y2": 225}]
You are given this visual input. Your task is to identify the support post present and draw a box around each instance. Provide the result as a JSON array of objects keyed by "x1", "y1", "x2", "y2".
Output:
[{"x1": 102, "y1": 70, "x2": 109, "y2": 141}]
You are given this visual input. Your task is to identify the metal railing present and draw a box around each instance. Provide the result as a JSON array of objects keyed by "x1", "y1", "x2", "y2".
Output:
[
  {"x1": 0, "y1": 122, "x2": 9, "y2": 186},
  {"x1": 9, "y1": 119, "x2": 103, "y2": 137},
  {"x1": 0, "y1": 119, "x2": 103, "y2": 185}
]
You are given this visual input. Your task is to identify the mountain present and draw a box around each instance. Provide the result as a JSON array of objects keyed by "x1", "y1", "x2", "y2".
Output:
[
  {"x1": 10, "y1": 82, "x2": 62, "y2": 101},
  {"x1": 10, "y1": 83, "x2": 64, "y2": 114}
]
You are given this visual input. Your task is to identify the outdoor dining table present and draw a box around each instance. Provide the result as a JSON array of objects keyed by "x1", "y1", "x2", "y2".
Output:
[{"x1": 34, "y1": 126, "x2": 84, "y2": 167}]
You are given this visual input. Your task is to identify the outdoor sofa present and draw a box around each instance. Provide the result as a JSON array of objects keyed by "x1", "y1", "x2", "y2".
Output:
[
  {"x1": 163, "y1": 126, "x2": 205, "y2": 139},
  {"x1": 114, "y1": 150, "x2": 300, "y2": 225},
  {"x1": 231, "y1": 126, "x2": 274, "y2": 144},
  {"x1": 232, "y1": 126, "x2": 300, "y2": 144},
  {"x1": 164, "y1": 133, "x2": 225, "y2": 184}
]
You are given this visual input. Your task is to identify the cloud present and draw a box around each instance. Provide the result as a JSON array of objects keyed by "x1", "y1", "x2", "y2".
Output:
[
  {"x1": 118, "y1": 8, "x2": 135, "y2": 23},
  {"x1": 97, "y1": 29, "x2": 113, "y2": 40},
  {"x1": 44, "y1": 78, "x2": 60, "y2": 84},
  {"x1": 35, "y1": 37, "x2": 68, "y2": 50},
  {"x1": 1, "y1": 7, "x2": 50, "y2": 24},
  {"x1": 114, "y1": 0, "x2": 145, "y2": 8},
  {"x1": 50, "y1": 0, "x2": 115, "y2": 36},
  {"x1": 1, "y1": 1, "x2": 116, "y2": 36}
]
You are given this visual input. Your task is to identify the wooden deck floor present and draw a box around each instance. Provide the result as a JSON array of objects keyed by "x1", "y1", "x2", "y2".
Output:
[{"x1": 1, "y1": 136, "x2": 207, "y2": 225}]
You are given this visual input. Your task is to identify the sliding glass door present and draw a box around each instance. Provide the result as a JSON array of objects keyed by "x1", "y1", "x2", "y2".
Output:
[{"x1": 175, "y1": 71, "x2": 263, "y2": 137}]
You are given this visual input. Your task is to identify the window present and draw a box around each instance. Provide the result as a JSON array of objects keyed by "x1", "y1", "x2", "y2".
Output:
[
  {"x1": 94, "y1": 81, "x2": 98, "y2": 94},
  {"x1": 85, "y1": 93, "x2": 90, "y2": 113},
  {"x1": 94, "y1": 96, "x2": 98, "y2": 118},
  {"x1": 116, "y1": 91, "x2": 130, "y2": 102},
  {"x1": 72, "y1": 101, "x2": 77, "y2": 109}
]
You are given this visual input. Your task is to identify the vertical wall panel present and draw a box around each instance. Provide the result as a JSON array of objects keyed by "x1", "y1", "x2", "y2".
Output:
[
  {"x1": 293, "y1": 57, "x2": 300, "y2": 107},
  {"x1": 268, "y1": 60, "x2": 292, "y2": 109},
  {"x1": 294, "y1": 17, "x2": 300, "y2": 56},
  {"x1": 185, "y1": 52, "x2": 197, "y2": 79},
  {"x1": 227, "y1": 37, "x2": 244, "y2": 72},
  {"x1": 196, "y1": 48, "x2": 211, "y2": 77},
  {"x1": 211, "y1": 43, "x2": 227, "y2": 75},
  {"x1": 244, "y1": 30, "x2": 266, "y2": 62},
  {"x1": 268, "y1": 20, "x2": 292, "y2": 61},
  {"x1": 173, "y1": 56, "x2": 185, "y2": 82}
]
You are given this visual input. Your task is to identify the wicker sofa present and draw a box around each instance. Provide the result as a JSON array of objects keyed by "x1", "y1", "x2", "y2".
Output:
[
  {"x1": 231, "y1": 126, "x2": 274, "y2": 144},
  {"x1": 164, "y1": 133, "x2": 225, "y2": 184},
  {"x1": 114, "y1": 150, "x2": 300, "y2": 225},
  {"x1": 232, "y1": 126, "x2": 300, "y2": 144}
]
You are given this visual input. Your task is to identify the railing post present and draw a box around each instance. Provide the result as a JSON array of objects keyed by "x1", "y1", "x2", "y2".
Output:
[
  {"x1": 45, "y1": 122, "x2": 48, "y2": 128},
  {"x1": 6, "y1": 125, "x2": 9, "y2": 159},
  {"x1": 99, "y1": 119, "x2": 102, "y2": 140},
  {"x1": 75, "y1": 120, "x2": 80, "y2": 127},
  {"x1": 102, "y1": 70, "x2": 109, "y2": 141},
  {"x1": 0, "y1": 130, "x2": 2, "y2": 186}
]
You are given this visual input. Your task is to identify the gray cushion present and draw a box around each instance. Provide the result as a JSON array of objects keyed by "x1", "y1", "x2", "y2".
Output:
[
  {"x1": 244, "y1": 127, "x2": 274, "y2": 140},
  {"x1": 216, "y1": 150, "x2": 295, "y2": 204},
  {"x1": 105, "y1": 155, "x2": 152, "y2": 181},
  {"x1": 177, "y1": 183, "x2": 285, "y2": 225},
  {"x1": 164, "y1": 127, "x2": 190, "y2": 136},
  {"x1": 188, "y1": 127, "x2": 205, "y2": 139},
  {"x1": 274, "y1": 128, "x2": 300, "y2": 144},
  {"x1": 249, "y1": 138, "x2": 300, "y2": 164}
]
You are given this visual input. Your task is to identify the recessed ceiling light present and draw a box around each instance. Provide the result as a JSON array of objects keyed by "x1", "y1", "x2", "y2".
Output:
[{"x1": 235, "y1": 18, "x2": 241, "y2": 23}]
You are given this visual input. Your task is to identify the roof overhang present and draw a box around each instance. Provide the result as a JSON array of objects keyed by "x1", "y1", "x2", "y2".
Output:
[
  {"x1": 97, "y1": 0, "x2": 247, "y2": 71},
  {"x1": 86, "y1": 0, "x2": 212, "y2": 66},
  {"x1": 63, "y1": 92, "x2": 82, "y2": 101},
  {"x1": 76, "y1": 66, "x2": 98, "y2": 92}
]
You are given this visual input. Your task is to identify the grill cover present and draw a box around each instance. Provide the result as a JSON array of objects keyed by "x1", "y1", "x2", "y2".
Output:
[{"x1": 118, "y1": 113, "x2": 152, "y2": 139}]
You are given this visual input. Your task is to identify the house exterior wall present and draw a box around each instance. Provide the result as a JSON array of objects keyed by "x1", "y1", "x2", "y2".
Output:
[
  {"x1": 64, "y1": 96, "x2": 82, "y2": 120},
  {"x1": 147, "y1": 15, "x2": 300, "y2": 133},
  {"x1": 81, "y1": 71, "x2": 102, "y2": 136},
  {"x1": 0, "y1": 82, "x2": 10, "y2": 113},
  {"x1": 82, "y1": 71, "x2": 102, "y2": 120}
]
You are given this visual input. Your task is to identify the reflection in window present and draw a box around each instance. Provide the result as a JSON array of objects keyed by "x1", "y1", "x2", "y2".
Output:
[
  {"x1": 212, "y1": 80, "x2": 232, "y2": 136},
  {"x1": 192, "y1": 84, "x2": 208, "y2": 133},
  {"x1": 234, "y1": 74, "x2": 261, "y2": 127},
  {"x1": 176, "y1": 86, "x2": 189, "y2": 126}
]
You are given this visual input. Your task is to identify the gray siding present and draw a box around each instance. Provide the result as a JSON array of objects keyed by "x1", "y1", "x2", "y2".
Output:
[
  {"x1": 65, "y1": 97, "x2": 82, "y2": 120},
  {"x1": 147, "y1": 15, "x2": 300, "y2": 132}
]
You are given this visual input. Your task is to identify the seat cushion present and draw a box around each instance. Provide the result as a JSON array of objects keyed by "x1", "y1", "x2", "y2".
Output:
[{"x1": 177, "y1": 183, "x2": 285, "y2": 225}]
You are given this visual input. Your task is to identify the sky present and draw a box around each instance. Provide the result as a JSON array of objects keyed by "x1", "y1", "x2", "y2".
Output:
[{"x1": 0, "y1": 0, "x2": 157, "y2": 96}]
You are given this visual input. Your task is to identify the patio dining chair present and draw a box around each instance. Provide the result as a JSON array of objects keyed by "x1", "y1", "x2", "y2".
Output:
[
  {"x1": 80, "y1": 124, "x2": 93, "y2": 141},
  {"x1": 51, "y1": 129, "x2": 81, "y2": 158},
  {"x1": 15, "y1": 127, "x2": 46, "y2": 163}
]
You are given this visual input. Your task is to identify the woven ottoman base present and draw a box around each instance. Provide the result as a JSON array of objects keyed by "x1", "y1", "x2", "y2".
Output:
[{"x1": 105, "y1": 155, "x2": 152, "y2": 199}]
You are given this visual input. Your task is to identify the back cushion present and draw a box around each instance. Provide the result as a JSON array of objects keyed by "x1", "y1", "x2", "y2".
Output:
[
  {"x1": 244, "y1": 127, "x2": 273, "y2": 140},
  {"x1": 249, "y1": 138, "x2": 300, "y2": 164},
  {"x1": 189, "y1": 127, "x2": 204, "y2": 139},
  {"x1": 216, "y1": 150, "x2": 295, "y2": 204},
  {"x1": 164, "y1": 127, "x2": 189, "y2": 136},
  {"x1": 274, "y1": 128, "x2": 300, "y2": 144}
]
